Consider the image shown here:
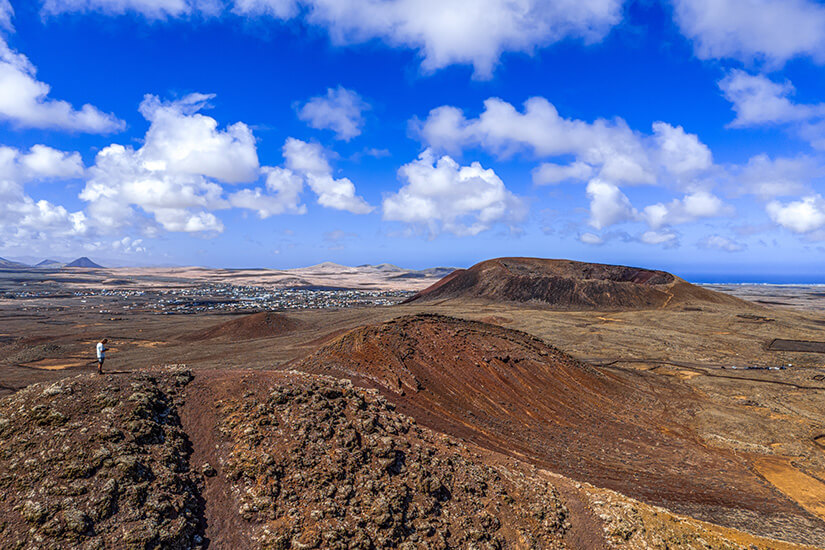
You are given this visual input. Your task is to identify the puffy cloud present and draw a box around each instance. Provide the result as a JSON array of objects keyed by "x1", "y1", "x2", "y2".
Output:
[
  {"x1": 733, "y1": 154, "x2": 823, "y2": 198},
  {"x1": 766, "y1": 195, "x2": 825, "y2": 233},
  {"x1": 297, "y1": 86, "x2": 370, "y2": 140},
  {"x1": 418, "y1": 98, "x2": 645, "y2": 169},
  {"x1": 112, "y1": 236, "x2": 146, "y2": 254},
  {"x1": 77, "y1": 96, "x2": 369, "y2": 234},
  {"x1": 651, "y1": 121, "x2": 712, "y2": 175},
  {"x1": 138, "y1": 94, "x2": 259, "y2": 183},
  {"x1": 41, "y1": 0, "x2": 194, "y2": 18},
  {"x1": 0, "y1": 144, "x2": 88, "y2": 249},
  {"x1": 0, "y1": 39, "x2": 124, "y2": 133},
  {"x1": 81, "y1": 143, "x2": 228, "y2": 233},
  {"x1": 300, "y1": 0, "x2": 623, "y2": 78},
  {"x1": 383, "y1": 149, "x2": 526, "y2": 236},
  {"x1": 639, "y1": 230, "x2": 677, "y2": 246},
  {"x1": 719, "y1": 70, "x2": 825, "y2": 127},
  {"x1": 152, "y1": 208, "x2": 223, "y2": 232},
  {"x1": 673, "y1": 0, "x2": 825, "y2": 65},
  {"x1": 78, "y1": 93, "x2": 261, "y2": 234},
  {"x1": 283, "y1": 138, "x2": 331, "y2": 175},
  {"x1": 282, "y1": 138, "x2": 373, "y2": 214},
  {"x1": 585, "y1": 179, "x2": 637, "y2": 229},
  {"x1": 417, "y1": 97, "x2": 714, "y2": 188},
  {"x1": 44, "y1": 0, "x2": 623, "y2": 76},
  {"x1": 581, "y1": 188, "x2": 728, "y2": 245},
  {"x1": 719, "y1": 71, "x2": 825, "y2": 150},
  {"x1": 0, "y1": 93, "x2": 373, "y2": 251},
  {"x1": 229, "y1": 167, "x2": 306, "y2": 218},
  {"x1": 0, "y1": 144, "x2": 84, "y2": 181},
  {"x1": 21, "y1": 145, "x2": 84, "y2": 178},
  {"x1": 579, "y1": 232, "x2": 603, "y2": 245},
  {"x1": 642, "y1": 191, "x2": 729, "y2": 230},
  {"x1": 699, "y1": 234, "x2": 746, "y2": 252}
]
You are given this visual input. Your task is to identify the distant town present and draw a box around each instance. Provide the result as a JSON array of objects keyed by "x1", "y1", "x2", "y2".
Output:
[{"x1": 7, "y1": 284, "x2": 415, "y2": 315}]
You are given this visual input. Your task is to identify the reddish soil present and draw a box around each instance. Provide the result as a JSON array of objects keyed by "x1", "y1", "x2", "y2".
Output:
[
  {"x1": 183, "y1": 311, "x2": 302, "y2": 341},
  {"x1": 405, "y1": 257, "x2": 746, "y2": 310},
  {"x1": 296, "y1": 314, "x2": 824, "y2": 543},
  {"x1": 2, "y1": 364, "x2": 822, "y2": 548},
  {"x1": 178, "y1": 369, "x2": 253, "y2": 549}
]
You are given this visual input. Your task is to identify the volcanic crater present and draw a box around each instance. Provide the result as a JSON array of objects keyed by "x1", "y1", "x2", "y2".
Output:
[
  {"x1": 297, "y1": 313, "x2": 825, "y2": 544},
  {"x1": 405, "y1": 257, "x2": 746, "y2": 310}
]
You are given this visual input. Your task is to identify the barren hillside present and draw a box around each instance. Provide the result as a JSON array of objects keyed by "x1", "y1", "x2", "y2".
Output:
[
  {"x1": 405, "y1": 257, "x2": 747, "y2": 310},
  {"x1": 297, "y1": 314, "x2": 825, "y2": 544},
  {"x1": 0, "y1": 366, "x2": 818, "y2": 549}
]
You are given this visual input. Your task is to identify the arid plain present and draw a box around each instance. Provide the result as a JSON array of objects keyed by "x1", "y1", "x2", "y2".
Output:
[{"x1": 1, "y1": 259, "x2": 825, "y2": 549}]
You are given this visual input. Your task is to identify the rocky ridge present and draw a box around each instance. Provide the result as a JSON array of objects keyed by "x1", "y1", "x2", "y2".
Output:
[
  {"x1": 0, "y1": 367, "x2": 203, "y2": 549},
  {"x1": 0, "y1": 365, "x2": 819, "y2": 549}
]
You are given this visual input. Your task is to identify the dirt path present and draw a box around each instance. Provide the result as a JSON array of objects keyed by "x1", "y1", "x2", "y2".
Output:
[
  {"x1": 549, "y1": 474, "x2": 610, "y2": 550},
  {"x1": 178, "y1": 370, "x2": 251, "y2": 549}
]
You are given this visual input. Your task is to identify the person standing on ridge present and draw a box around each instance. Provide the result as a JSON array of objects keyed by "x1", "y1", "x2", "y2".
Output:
[{"x1": 96, "y1": 338, "x2": 108, "y2": 374}]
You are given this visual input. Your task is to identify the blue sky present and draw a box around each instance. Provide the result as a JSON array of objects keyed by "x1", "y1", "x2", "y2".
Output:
[{"x1": 1, "y1": 0, "x2": 825, "y2": 280}]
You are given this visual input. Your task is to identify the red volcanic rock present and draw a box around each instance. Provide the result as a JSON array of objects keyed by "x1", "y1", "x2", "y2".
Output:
[
  {"x1": 405, "y1": 257, "x2": 743, "y2": 310},
  {"x1": 184, "y1": 311, "x2": 302, "y2": 341},
  {"x1": 297, "y1": 314, "x2": 816, "y2": 541}
]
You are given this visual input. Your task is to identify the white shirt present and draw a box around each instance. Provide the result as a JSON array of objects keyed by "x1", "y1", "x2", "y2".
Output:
[{"x1": 96, "y1": 342, "x2": 105, "y2": 359}]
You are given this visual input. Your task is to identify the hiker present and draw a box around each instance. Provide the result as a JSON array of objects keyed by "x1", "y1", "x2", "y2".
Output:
[{"x1": 96, "y1": 338, "x2": 108, "y2": 374}]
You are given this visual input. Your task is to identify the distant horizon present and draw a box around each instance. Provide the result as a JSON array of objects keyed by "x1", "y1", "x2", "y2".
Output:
[{"x1": 5, "y1": 253, "x2": 825, "y2": 285}]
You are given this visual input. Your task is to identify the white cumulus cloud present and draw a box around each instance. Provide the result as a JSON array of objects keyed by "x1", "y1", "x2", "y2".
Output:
[
  {"x1": 767, "y1": 195, "x2": 825, "y2": 233},
  {"x1": 300, "y1": 0, "x2": 624, "y2": 78},
  {"x1": 417, "y1": 97, "x2": 715, "y2": 189},
  {"x1": 0, "y1": 144, "x2": 84, "y2": 181},
  {"x1": 383, "y1": 149, "x2": 526, "y2": 236},
  {"x1": 0, "y1": 39, "x2": 124, "y2": 133},
  {"x1": 283, "y1": 138, "x2": 372, "y2": 214},
  {"x1": 79, "y1": 93, "x2": 262, "y2": 234},
  {"x1": 81, "y1": 143, "x2": 227, "y2": 233},
  {"x1": 0, "y1": 144, "x2": 89, "y2": 249},
  {"x1": 651, "y1": 121, "x2": 712, "y2": 175},
  {"x1": 297, "y1": 86, "x2": 370, "y2": 140},
  {"x1": 673, "y1": 0, "x2": 825, "y2": 65},
  {"x1": 579, "y1": 232, "x2": 603, "y2": 245},
  {"x1": 642, "y1": 191, "x2": 729, "y2": 230},
  {"x1": 585, "y1": 179, "x2": 637, "y2": 230},
  {"x1": 229, "y1": 167, "x2": 306, "y2": 218},
  {"x1": 44, "y1": 0, "x2": 624, "y2": 76},
  {"x1": 138, "y1": 93, "x2": 259, "y2": 183},
  {"x1": 719, "y1": 70, "x2": 825, "y2": 127},
  {"x1": 733, "y1": 154, "x2": 823, "y2": 198},
  {"x1": 640, "y1": 230, "x2": 677, "y2": 246}
]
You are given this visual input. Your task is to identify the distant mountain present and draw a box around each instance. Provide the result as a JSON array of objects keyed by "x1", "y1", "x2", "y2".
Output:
[
  {"x1": 35, "y1": 259, "x2": 65, "y2": 268},
  {"x1": 64, "y1": 257, "x2": 103, "y2": 268},
  {"x1": 417, "y1": 267, "x2": 456, "y2": 277},
  {"x1": 357, "y1": 263, "x2": 405, "y2": 272},
  {"x1": 0, "y1": 257, "x2": 28, "y2": 269}
]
